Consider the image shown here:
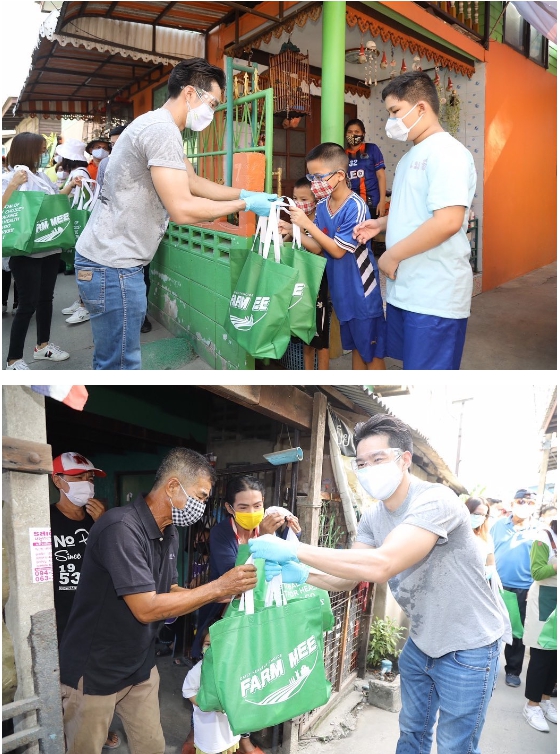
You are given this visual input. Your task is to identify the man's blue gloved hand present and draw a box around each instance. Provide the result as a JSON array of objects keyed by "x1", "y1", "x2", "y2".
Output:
[
  {"x1": 241, "y1": 191, "x2": 278, "y2": 216},
  {"x1": 264, "y1": 560, "x2": 309, "y2": 584},
  {"x1": 249, "y1": 533, "x2": 299, "y2": 564}
]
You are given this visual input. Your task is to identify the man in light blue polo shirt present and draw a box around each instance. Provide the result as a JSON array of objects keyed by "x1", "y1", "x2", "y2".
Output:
[{"x1": 492, "y1": 489, "x2": 539, "y2": 687}]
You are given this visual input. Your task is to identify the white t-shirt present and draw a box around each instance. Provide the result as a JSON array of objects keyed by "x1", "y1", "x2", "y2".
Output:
[
  {"x1": 385, "y1": 132, "x2": 477, "y2": 319},
  {"x1": 182, "y1": 661, "x2": 240, "y2": 754},
  {"x1": 474, "y1": 532, "x2": 494, "y2": 562}
]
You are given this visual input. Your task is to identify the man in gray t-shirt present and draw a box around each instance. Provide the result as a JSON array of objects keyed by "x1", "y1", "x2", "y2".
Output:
[
  {"x1": 250, "y1": 414, "x2": 506, "y2": 754},
  {"x1": 74, "y1": 57, "x2": 276, "y2": 370}
]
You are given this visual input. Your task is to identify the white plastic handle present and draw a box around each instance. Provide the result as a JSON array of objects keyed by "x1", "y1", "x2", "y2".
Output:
[
  {"x1": 260, "y1": 199, "x2": 283, "y2": 263},
  {"x1": 14, "y1": 165, "x2": 45, "y2": 193},
  {"x1": 72, "y1": 177, "x2": 99, "y2": 211},
  {"x1": 251, "y1": 215, "x2": 268, "y2": 254}
]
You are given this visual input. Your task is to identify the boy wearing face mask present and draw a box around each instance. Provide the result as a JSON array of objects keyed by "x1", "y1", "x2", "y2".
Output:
[
  {"x1": 354, "y1": 71, "x2": 477, "y2": 371},
  {"x1": 287, "y1": 143, "x2": 386, "y2": 371},
  {"x1": 85, "y1": 138, "x2": 111, "y2": 181},
  {"x1": 492, "y1": 489, "x2": 539, "y2": 687}
]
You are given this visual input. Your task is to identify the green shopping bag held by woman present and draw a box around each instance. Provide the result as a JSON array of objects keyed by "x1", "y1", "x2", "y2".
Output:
[
  {"x1": 538, "y1": 608, "x2": 557, "y2": 649},
  {"x1": 500, "y1": 589, "x2": 524, "y2": 639},
  {"x1": 2, "y1": 168, "x2": 46, "y2": 257},
  {"x1": 69, "y1": 177, "x2": 99, "y2": 243}
]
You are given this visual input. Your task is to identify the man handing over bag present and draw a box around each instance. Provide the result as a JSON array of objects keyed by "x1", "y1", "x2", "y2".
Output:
[{"x1": 74, "y1": 57, "x2": 277, "y2": 370}]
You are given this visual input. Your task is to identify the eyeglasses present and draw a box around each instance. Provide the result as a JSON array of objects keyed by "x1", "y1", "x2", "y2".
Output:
[
  {"x1": 306, "y1": 171, "x2": 339, "y2": 182},
  {"x1": 183, "y1": 85, "x2": 221, "y2": 110},
  {"x1": 351, "y1": 448, "x2": 403, "y2": 472},
  {"x1": 516, "y1": 499, "x2": 536, "y2": 505}
]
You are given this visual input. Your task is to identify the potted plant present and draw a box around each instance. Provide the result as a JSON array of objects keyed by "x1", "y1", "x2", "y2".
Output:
[{"x1": 366, "y1": 617, "x2": 407, "y2": 713}]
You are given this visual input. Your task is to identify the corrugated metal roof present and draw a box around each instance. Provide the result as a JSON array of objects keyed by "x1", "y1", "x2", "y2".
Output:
[{"x1": 331, "y1": 385, "x2": 468, "y2": 495}]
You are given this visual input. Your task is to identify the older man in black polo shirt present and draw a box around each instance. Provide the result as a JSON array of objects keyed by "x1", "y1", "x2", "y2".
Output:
[{"x1": 59, "y1": 448, "x2": 257, "y2": 754}]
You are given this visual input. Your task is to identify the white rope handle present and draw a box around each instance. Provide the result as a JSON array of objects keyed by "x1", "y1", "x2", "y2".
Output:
[
  {"x1": 72, "y1": 177, "x2": 99, "y2": 211},
  {"x1": 251, "y1": 215, "x2": 268, "y2": 254}
]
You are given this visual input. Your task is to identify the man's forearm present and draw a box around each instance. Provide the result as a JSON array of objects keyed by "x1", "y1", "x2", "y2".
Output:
[
  {"x1": 190, "y1": 172, "x2": 242, "y2": 201},
  {"x1": 138, "y1": 580, "x2": 229, "y2": 623},
  {"x1": 170, "y1": 196, "x2": 246, "y2": 225},
  {"x1": 307, "y1": 572, "x2": 359, "y2": 592},
  {"x1": 298, "y1": 543, "x2": 391, "y2": 583}
]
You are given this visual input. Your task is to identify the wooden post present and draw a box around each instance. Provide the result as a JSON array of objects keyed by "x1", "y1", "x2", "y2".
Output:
[{"x1": 297, "y1": 391, "x2": 327, "y2": 546}]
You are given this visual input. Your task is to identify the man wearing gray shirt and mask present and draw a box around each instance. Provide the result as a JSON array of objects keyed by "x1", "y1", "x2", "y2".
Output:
[
  {"x1": 75, "y1": 58, "x2": 276, "y2": 370},
  {"x1": 250, "y1": 414, "x2": 506, "y2": 754}
]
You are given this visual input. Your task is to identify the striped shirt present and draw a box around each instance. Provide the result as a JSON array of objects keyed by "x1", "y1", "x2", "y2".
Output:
[{"x1": 315, "y1": 192, "x2": 383, "y2": 322}]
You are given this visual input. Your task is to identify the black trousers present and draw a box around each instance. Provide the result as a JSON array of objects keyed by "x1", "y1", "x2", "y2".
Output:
[
  {"x1": 2, "y1": 270, "x2": 18, "y2": 307},
  {"x1": 503, "y1": 586, "x2": 528, "y2": 676},
  {"x1": 7, "y1": 253, "x2": 61, "y2": 362},
  {"x1": 525, "y1": 648, "x2": 557, "y2": 702}
]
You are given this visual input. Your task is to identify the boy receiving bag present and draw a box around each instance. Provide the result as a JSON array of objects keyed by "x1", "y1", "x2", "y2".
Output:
[
  {"x1": 284, "y1": 143, "x2": 386, "y2": 371},
  {"x1": 354, "y1": 71, "x2": 477, "y2": 370},
  {"x1": 183, "y1": 627, "x2": 240, "y2": 754}
]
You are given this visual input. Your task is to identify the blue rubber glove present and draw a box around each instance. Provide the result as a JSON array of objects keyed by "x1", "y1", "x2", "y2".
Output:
[
  {"x1": 264, "y1": 560, "x2": 309, "y2": 584},
  {"x1": 248, "y1": 533, "x2": 299, "y2": 564},
  {"x1": 241, "y1": 191, "x2": 278, "y2": 216}
]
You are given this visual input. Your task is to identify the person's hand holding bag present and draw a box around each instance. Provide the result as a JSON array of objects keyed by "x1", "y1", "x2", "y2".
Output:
[{"x1": 241, "y1": 191, "x2": 278, "y2": 216}]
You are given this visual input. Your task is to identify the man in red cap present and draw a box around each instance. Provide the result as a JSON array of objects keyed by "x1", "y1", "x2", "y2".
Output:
[{"x1": 50, "y1": 452, "x2": 120, "y2": 750}]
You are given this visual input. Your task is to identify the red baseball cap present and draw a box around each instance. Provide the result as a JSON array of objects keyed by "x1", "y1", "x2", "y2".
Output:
[{"x1": 52, "y1": 452, "x2": 106, "y2": 478}]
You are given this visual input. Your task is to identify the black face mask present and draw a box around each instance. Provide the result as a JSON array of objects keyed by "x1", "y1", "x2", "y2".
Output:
[{"x1": 195, "y1": 542, "x2": 209, "y2": 556}]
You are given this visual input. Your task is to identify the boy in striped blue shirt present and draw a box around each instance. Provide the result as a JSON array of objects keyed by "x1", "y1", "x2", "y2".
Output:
[{"x1": 284, "y1": 142, "x2": 386, "y2": 370}]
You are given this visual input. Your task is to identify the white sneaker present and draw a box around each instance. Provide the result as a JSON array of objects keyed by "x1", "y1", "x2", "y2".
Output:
[
  {"x1": 61, "y1": 300, "x2": 81, "y2": 315},
  {"x1": 33, "y1": 343, "x2": 70, "y2": 362},
  {"x1": 524, "y1": 702, "x2": 550, "y2": 732},
  {"x1": 541, "y1": 699, "x2": 557, "y2": 723},
  {"x1": 66, "y1": 306, "x2": 90, "y2": 324},
  {"x1": 6, "y1": 359, "x2": 30, "y2": 370}
]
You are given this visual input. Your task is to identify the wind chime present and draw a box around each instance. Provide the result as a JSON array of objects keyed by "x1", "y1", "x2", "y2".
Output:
[
  {"x1": 268, "y1": 39, "x2": 311, "y2": 128},
  {"x1": 363, "y1": 40, "x2": 379, "y2": 86}
]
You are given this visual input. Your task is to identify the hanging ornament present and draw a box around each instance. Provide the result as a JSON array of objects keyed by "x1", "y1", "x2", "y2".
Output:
[
  {"x1": 366, "y1": 40, "x2": 377, "y2": 51},
  {"x1": 434, "y1": 70, "x2": 441, "y2": 86},
  {"x1": 412, "y1": 53, "x2": 421, "y2": 71},
  {"x1": 380, "y1": 50, "x2": 388, "y2": 69},
  {"x1": 447, "y1": 76, "x2": 453, "y2": 92},
  {"x1": 358, "y1": 43, "x2": 366, "y2": 64},
  {"x1": 400, "y1": 58, "x2": 407, "y2": 74}
]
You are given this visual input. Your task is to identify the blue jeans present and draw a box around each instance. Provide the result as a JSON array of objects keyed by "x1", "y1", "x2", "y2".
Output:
[
  {"x1": 75, "y1": 252, "x2": 147, "y2": 370},
  {"x1": 397, "y1": 638, "x2": 501, "y2": 754}
]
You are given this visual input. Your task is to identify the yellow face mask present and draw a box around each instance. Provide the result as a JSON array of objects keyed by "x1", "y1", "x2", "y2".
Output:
[{"x1": 233, "y1": 510, "x2": 264, "y2": 531}]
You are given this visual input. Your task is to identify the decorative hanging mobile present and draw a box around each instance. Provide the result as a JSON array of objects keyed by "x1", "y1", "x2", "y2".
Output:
[
  {"x1": 380, "y1": 50, "x2": 388, "y2": 69},
  {"x1": 268, "y1": 38, "x2": 311, "y2": 122},
  {"x1": 446, "y1": 75, "x2": 454, "y2": 92},
  {"x1": 412, "y1": 54, "x2": 422, "y2": 72},
  {"x1": 389, "y1": 44, "x2": 397, "y2": 78},
  {"x1": 364, "y1": 39, "x2": 378, "y2": 86},
  {"x1": 400, "y1": 58, "x2": 407, "y2": 75}
]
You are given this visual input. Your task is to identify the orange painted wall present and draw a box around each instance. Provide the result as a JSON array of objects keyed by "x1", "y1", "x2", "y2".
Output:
[{"x1": 483, "y1": 41, "x2": 557, "y2": 291}]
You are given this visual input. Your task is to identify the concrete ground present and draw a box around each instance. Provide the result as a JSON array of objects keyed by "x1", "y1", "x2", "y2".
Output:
[
  {"x1": 106, "y1": 645, "x2": 556, "y2": 753},
  {"x1": 3, "y1": 262, "x2": 555, "y2": 371}
]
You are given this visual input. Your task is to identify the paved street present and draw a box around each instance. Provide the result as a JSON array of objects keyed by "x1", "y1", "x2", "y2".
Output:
[{"x1": 2, "y1": 261, "x2": 556, "y2": 371}]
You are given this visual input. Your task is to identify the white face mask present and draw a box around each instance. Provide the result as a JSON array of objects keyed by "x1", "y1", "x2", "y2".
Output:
[
  {"x1": 92, "y1": 148, "x2": 109, "y2": 160},
  {"x1": 186, "y1": 89, "x2": 215, "y2": 132},
  {"x1": 65, "y1": 480, "x2": 95, "y2": 507},
  {"x1": 58, "y1": 171, "x2": 69, "y2": 180},
  {"x1": 513, "y1": 503, "x2": 533, "y2": 520},
  {"x1": 385, "y1": 104, "x2": 423, "y2": 142},
  {"x1": 470, "y1": 514, "x2": 486, "y2": 529},
  {"x1": 170, "y1": 482, "x2": 206, "y2": 526},
  {"x1": 356, "y1": 460, "x2": 404, "y2": 501}
]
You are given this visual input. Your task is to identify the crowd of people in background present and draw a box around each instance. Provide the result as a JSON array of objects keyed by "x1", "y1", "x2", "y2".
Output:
[{"x1": 3, "y1": 58, "x2": 478, "y2": 371}]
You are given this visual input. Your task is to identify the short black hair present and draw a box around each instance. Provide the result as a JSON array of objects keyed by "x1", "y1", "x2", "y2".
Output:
[
  {"x1": 354, "y1": 414, "x2": 413, "y2": 455},
  {"x1": 306, "y1": 142, "x2": 349, "y2": 172},
  {"x1": 109, "y1": 124, "x2": 127, "y2": 137},
  {"x1": 345, "y1": 118, "x2": 366, "y2": 134},
  {"x1": 168, "y1": 58, "x2": 226, "y2": 99},
  {"x1": 465, "y1": 497, "x2": 488, "y2": 515},
  {"x1": 381, "y1": 71, "x2": 440, "y2": 117},
  {"x1": 294, "y1": 176, "x2": 312, "y2": 189},
  {"x1": 153, "y1": 447, "x2": 216, "y2": 489},
  {"x1": 225, "y1": 475, "x2": 265, "y2": 507},
  {"x1": 61, "y1": 158, "x2": 88, "y2": 171}
]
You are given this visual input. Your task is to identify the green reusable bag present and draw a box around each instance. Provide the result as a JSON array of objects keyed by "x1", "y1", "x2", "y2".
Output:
[
  {"x1": 208, "y1": 593, "x2": 331, "y2": 734},
  {"x1": 69, "y1": 177, "x2": 99, "y2": 244},
  {"x1": 225, "y1": 214, "x2": 297, "y2": 359},
  {"x1": 538, "y1": 607, "x2": 557, "y2": 650},
  {"x1": 2, "y1": 190, "x2": 45, "y2": 257},
  {"x1": 28, "y1": 193, "x2": 75, "y2": 251},
  {"x1": 197, "y1": 646, "x2": 224, "y2": 713},
  {"x1": 500, "y1": 589, "x2": 524, "y2": 640},
  {"x1": 281, "y1": 242, "x2": 326, "y2": 345}
]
